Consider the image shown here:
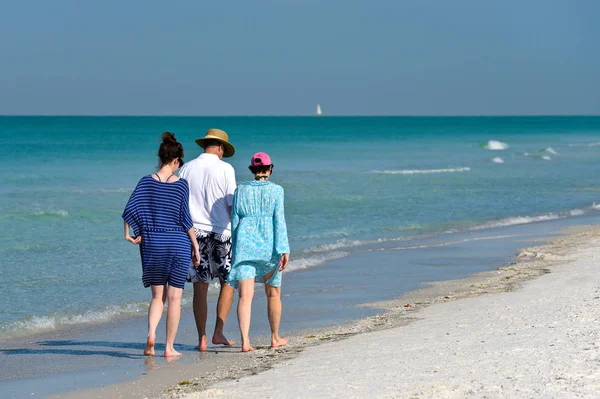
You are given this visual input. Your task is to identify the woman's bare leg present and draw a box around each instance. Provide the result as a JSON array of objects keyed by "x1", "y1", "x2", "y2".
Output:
[
  {"x1": 237, "y1": 279, "x2": 255, "y2": 352},
  {"x1": 263, "y1": 271, "x2": 287, "y2": 348}
]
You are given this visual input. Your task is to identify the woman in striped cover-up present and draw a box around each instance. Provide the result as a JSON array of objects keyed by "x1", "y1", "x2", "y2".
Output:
[{"x1": 122, "y1": 132, "x2": 200, "y2": 357}]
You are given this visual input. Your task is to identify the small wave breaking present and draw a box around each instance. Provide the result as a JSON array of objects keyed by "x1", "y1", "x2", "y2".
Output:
[
  {"x1": 491, "y1": 157, "x2": 504, "y2": 164},
  {"x1": 372, "y1": 167, "x2": 471, "y2": 175},
  {"x1": 484, "y1": 140, "x2": 508, "y2": 150}
]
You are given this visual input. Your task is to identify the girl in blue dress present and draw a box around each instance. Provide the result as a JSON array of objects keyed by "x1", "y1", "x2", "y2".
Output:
[
  {"x1": 228, "y1": 152, "x2": 290, "y2": 352},
  {"x1": 122, "y1": 132, "x2": 200, "y2": 357}
]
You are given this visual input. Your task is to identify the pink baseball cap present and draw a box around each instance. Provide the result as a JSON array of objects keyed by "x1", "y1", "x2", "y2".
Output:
[{"x1": 250, "y1": 152, "x2": 272, "y2": 166}]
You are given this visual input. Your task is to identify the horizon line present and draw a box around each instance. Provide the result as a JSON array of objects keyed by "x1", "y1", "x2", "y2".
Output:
[{"x1": 1, "y1": 114, "x2": 599, "y2": 118}]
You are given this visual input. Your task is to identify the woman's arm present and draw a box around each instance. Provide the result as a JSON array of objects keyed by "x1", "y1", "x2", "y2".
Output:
[
  {"x1": 273, "y1": 186, "x2": 290, "y2": 271},
  {"x1": 124, "y1": 221, "x2": 141, "y2": 245},
  {"x1": 231, "y1": 189, "x2": 240, "y2": 237}
]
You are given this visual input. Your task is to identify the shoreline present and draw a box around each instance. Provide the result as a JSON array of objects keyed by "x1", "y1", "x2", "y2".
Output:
[{"x1": 53, "y1": 224, "x2": 598, "y2": 399}]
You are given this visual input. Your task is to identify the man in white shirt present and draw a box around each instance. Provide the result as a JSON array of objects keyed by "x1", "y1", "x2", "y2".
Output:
[{"x1": 179, "y1": 129, "x2": 237, "y2": 350}]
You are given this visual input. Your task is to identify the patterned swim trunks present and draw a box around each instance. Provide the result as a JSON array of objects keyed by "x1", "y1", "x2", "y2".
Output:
[{"x1": 187, "y1": 228, "x2": 232, "y2": 283}]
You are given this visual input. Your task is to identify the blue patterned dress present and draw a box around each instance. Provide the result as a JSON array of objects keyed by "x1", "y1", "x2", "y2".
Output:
[{"x1": 227, "y1": 181, "x2": 290, "y2": 287}]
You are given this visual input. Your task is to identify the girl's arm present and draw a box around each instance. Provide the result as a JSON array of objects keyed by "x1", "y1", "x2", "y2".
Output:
[
  {"x1": 187, "y1": 227, "x2": 201, "y2": 267},
  {"x1": 124, "y1": 221, "x2": 141, "y2": 245},
  {"x1": 180, "y1": 181, "x2": 200, "y2": 267}
]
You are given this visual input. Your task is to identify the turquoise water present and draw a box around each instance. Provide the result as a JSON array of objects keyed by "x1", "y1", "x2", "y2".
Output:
[{"x1": 1, "y1": 116, "x2": 600, "y2": 337}]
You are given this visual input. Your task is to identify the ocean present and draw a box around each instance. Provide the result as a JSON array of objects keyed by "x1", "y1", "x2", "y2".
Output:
[{"x1": 1, "y1": 116, "x2": 600, "y2": 339}]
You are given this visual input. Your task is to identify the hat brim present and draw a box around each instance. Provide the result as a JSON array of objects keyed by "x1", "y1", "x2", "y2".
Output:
[{"x1": 195, "y1": 136, "x2": 236, "y2": 158}]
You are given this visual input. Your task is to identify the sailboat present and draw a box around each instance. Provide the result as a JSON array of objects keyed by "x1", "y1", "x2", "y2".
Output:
[{"x1": 316, "y1": 104, "x2": 323, "y2": 116}]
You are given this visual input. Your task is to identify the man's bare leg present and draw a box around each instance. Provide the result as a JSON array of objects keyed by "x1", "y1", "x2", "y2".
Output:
[
  {"x1": 164, "y1": 285, "x2": 183, "y2": 357},
  {"x1": 212, "y1": 279, "x2": 235, "y2": 346},
  {"x1": 264, "y1": 271, "x2": 287, "y2": 348},
  {"x1": 145, "y1": 285, "x2": 166, "y2": 356},
  {"x1": 192, "y1": 281, "x2": 209, "y2": 351}
]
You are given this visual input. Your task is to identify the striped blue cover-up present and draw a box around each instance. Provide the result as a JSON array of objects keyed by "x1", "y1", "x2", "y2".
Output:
[{"x1": 122, "y1": 175, "x2": 194, "y2": 289}]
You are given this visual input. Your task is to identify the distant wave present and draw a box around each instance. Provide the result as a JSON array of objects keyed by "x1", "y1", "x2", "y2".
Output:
[
  {"x1": 569, "y1": 142, "x2": 600, "y2": 147},
  {"x1": 33, "y1": 210, "x2": 69, "y2": 217},
  {"x1": 98, "y1": 188, "x2": 131, "y2": 193},
  {"x1": 542, "y1": 155, "x2": 552, "y2": 161},
  {"x1": 491, "y1": 157, "x2": 504, "y2": 164},
  {"x1": 544, "y1": 147, "x2": 558, "y2": 155},
  {"x1": 484, "y1": 140, "x2": 508, "y2": 150},
  {"x1": 372, "y1": 167, "x2": 471, "y2": 175}
]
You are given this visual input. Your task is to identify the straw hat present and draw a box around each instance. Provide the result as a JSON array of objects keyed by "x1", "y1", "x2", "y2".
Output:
[{"x1": 195, "y1": 129, "x2": 235, "y2": 158}]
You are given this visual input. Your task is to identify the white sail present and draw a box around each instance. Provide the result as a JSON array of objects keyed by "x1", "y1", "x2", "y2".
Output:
[{"x1": 316, "y1": 104, "x2": 323, "y2": 116}]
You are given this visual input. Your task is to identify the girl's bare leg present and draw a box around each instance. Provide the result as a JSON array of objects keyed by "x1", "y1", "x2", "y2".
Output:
[
  {"x1": 145, "y1": 285, "x2": 166, "y2": 356},
  {"x1": 164, "y1": 285, "x2": 183, "y2": 357}
]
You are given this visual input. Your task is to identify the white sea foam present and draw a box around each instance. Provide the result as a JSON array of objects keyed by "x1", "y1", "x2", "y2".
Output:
[
  {"x1": 524, "y1": 152, "x2": 530, "y2": 156},
  {"x1": 569, "y1": 209, "x2": 585, "y2": 216},
  {"x1": 372, "y1": 167, "x2": 471, "y2": 175},
  {"x1": 545, "y1": 147, "x2": 558, "y2": 155},
  {"x1": 491, "y1": 157, "x2": 504, "y2": 164},
  {"x1": 484, "y1": 140, "x2": 508, "y2": 150},
  {"x1": 542, "y1": 155, "x2": 552, "y2": 161}
]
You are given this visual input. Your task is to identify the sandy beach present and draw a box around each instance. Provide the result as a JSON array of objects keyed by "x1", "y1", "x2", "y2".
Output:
[
  {"x1": 51, "y1": 225, "x2": 600, "y2": 399},
  {"x1": 172, "y1": 226, "x2": 600, "y2": 398}
]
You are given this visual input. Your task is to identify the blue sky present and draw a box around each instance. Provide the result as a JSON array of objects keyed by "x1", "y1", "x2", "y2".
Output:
[{"x1": 0, "y1": 0, "x2": 598, "y2": 115}]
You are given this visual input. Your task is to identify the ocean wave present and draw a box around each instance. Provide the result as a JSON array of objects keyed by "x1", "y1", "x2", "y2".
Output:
[
  {"x1": 0, "y1": 302, "x2": 147, "y2": 338},
  {"x1": 542, "y1": 155, "x2": 552, "y2": 161},
  {"x1": 375, "y1": 233, "x2": 532, "y2": 252},
  {"x1": 484, "y1": 140, "x2": 508, "y2": 150},
  {"x1": 544, "y1": 147, "x2": 558, "y2": 155},
  {"x1": 468, "y1": 205, "x2": 597, "y2": 231},
  {"x1": 471, "y1": 214, "x2": 561, "y2": 230},
  {"x1": 372, "y1": 167, "x2": 471, "y2": 175},
  {"x1": 491, "y1": 157, "x2": 504, "y2": 164},
  {"x1": 286, "y1": 251, "x2": 350, "y2": 272}
]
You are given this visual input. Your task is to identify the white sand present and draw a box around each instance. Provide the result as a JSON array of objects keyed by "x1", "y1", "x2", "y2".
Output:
[{"x1": 184, "y1": 238, "x2": 600, "y2": 398}]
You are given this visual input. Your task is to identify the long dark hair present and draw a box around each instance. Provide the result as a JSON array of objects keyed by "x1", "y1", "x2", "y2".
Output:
[{"x1": 158, "y1": 132, "x2": 184, "y2": 168}]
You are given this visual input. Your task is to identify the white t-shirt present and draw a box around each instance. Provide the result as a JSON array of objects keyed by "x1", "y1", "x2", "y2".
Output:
[{"x1": 179, "y1": 153, "x2": 237, "y2": 235}]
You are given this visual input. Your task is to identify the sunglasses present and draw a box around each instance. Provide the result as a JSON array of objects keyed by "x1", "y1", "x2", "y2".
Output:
[{"x1": 178, "y1": 158, "x2": 185, "y2": 167}]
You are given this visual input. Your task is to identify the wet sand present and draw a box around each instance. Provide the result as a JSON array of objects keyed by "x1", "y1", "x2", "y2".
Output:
[{"x1": 52, "y1": 225, "x2": 600, "y2": 398}]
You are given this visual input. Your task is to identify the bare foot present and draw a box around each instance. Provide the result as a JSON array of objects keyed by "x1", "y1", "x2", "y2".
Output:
[
  {"x1": 197, "y1": 335, "x2": 208, "y2": 351},
  {"x1": 271, "y1": 337, "x2": 288, "y2": 349},
  {"x1": 241, "y1": 344, "x2": 255, "y2": 352},
  {"x1": 164, "y1": 348, "x2": 182, "y2": 357},
  {"x1": 144, "y1": 339, "x2": 155, "y2": 356},
  {"x1": 212, "y1": 333, "x2": 235, "y2": 346}
]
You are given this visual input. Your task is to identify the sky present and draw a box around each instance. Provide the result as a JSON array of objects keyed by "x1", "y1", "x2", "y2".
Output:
[{"x1": 0, "y1": 0, "x2": 598, "y2": 116}]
